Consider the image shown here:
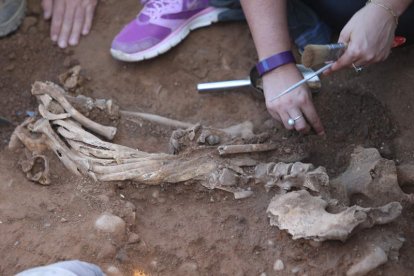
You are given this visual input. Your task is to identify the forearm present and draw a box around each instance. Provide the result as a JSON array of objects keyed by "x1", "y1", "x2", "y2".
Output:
[{"x1": 240, "y1": 0, "x2": 291, "y2": 60}]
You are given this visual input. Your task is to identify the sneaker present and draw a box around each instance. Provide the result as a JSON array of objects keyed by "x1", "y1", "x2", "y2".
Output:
[
  {"x1": 0, "y1": 0, "x2": 26, "y2": 37},
  {"x1": 110, "y1": 0, "x2": 227, "y2": 62}
]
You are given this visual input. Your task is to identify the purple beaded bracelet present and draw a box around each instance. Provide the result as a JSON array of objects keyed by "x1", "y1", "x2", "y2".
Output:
[{"x1": 256, "y1": 50, "x2": 295, "y2": 77}]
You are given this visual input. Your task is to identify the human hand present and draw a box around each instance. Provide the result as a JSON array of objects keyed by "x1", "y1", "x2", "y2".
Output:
[
  {"x1": 42, "y1": 0, "x2": 98, "y2": 48},
  {"x1": 329, "y1": 3, "x2": 397, "y2": 73},
  {"x1": 263, "y1": 63, "x2": 325, "y2": 135}
]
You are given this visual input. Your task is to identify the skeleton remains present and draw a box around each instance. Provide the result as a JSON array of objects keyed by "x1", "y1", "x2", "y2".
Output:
[{"x1": 9, "y1": 81, "x2": 414, "y2": 276}]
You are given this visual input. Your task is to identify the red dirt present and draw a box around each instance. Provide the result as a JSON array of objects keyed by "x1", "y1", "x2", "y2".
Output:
[{"x1": 1, "y1": 1, "x2": 414, "y2": 275}]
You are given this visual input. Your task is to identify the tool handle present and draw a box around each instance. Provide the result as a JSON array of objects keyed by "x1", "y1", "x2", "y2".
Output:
[{"x1": 197, "y1": 79, "x2": 252, "y2": 93}]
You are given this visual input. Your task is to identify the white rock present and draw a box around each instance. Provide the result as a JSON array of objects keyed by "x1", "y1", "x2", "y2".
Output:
[
  {"x1": 95, "y1": 213, "x2": 126, "y2": 240},
  {"x1": 106, "y1": 265, "x2": 122, "y2": 276},
  {"x1": 273, "y1": 259, "x2": 284, "y2": 271}
]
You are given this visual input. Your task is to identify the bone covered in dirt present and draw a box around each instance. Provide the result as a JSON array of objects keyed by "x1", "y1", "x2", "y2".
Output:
[
  {"x1": 10, "y1": 81, "x2": 413, "y2": 275},
  {"x1": 267, "y1": 190, "x2": 401, "y2": 242},
  {"x1": 331, "y1": 147, "x2": 414, "y2": 206}
]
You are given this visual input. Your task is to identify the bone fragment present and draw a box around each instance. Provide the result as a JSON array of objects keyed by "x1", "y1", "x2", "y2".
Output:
[
  {"x1": 218, "y1": 144, "x2": 278, "y2": 155},
  {"x1": 32, "y1": 81, "x2": 117, "y2": 140},
  {"x1": 255, "y1": 162, "x2": 329, "y2": 193},
  {"x1": 19, "y1": 153, "x2": 51, "y2": 185},
  {"x1": 346, "y1": 246, "x2": 388, "y2": 276},
  {"x1": 38, "y1": 104, "x2": 71, "y2": 120},
  {"x1": 331, "y1": 147, "x2": 414, "y2": 206},
  {"x1": 120, "y1": 110, "x2": 194, "y2": 129},
  {"x1": 31, "y1": 119, "x2": 88, "y2": 176},
  {"x1": 267, "y1": 190, "x2": 402, "y2": 242}
]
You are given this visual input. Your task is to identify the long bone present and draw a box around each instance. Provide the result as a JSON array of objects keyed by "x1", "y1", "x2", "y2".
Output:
[{"x1": 32, "y1": 81, "x2": 117, "y2": 140}]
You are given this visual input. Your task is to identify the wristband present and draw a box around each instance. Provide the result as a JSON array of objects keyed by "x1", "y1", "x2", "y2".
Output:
[{"x1": 256, "y1": 50, "x2": 295, "y2": 77}]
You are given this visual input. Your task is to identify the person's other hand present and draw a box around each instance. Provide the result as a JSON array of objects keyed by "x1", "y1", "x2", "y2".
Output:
[
  {"x1": 329, "y1": 3, "x2": 397, "y2": 73},
  {"x1": 263, "y1": 63, "x2": 325, "y2": 135},
  {"x1": 42, "y1": 0, "x2": 98, "y2": 48}
]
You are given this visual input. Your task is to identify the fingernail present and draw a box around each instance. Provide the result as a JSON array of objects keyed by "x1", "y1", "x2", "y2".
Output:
[
  {"x1": 51, "y1": 35, "x2": 58, "y2": 41},
  {"x1": 69, "y1": 38, "x2": 77, "y2": 46},
  {"x1": 58, "y1": 40, "x2": 67, "y2": 48}
]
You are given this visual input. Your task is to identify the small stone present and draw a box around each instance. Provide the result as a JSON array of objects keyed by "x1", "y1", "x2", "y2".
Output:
[
  {"x1": 106, "y1": 266, "x2": 122, "y2": 276},
  {"x1": 115, "y1": 248, "x2": 129, "y2": 263},
  {"x1": 98, "y1": 243, "x2": 117, "y2": 259},
  {"x1": 206, "y1": 135, "x2": 220, "y2": 145},
  {"x1": 5, "y1": 64, "x2": 15, "y2": 71},
  {"x1": 95, "y1": 213, "x2": 126, "y2": 240},
  {"x1": 291, "y1": 266, "x2": 301, "y2": 274},
  {"x1": 259, "y1": 273, "x2": 267, "y2": 276},
  {"x1": 177, "y1": 261, "x2": 199, "y2": 276},
  {"x1": 21, "y1": 16, "x2": 38, "y2": 33},
  {"x1": 152, "y1": 189, "x2": 160, "y2": 198},
  {"x1": 60, "y1": 218, "x2": 68, "y2": 223},
  {"x1": 150, "y1": 259, "x2": 158, "y2": 270},
  {"x1": 128, "y1": 233, "x2": 140, "y2": 244},
  {"x1": 273, "y1": 259, "x2": 284, "y2": 271},
  {"x1": 308, "y1": 240, "x2": 321, "y2": 248}
]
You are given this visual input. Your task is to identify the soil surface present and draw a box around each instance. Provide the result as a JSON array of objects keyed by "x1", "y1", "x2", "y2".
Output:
[{"x1": 1, "y1": 1, "x2": 414, "y2": 275}]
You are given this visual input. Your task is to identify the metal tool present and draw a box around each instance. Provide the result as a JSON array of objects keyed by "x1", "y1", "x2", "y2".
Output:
[
  {"x1": 197, "y1": 64, "x2": 321, "y2": 94},
  {"x1": 268, "y1": 63, "x2": 333, "y2": 102}
]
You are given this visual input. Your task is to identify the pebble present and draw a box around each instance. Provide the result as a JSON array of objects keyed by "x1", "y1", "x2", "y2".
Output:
[
  {"x1": 106, "y1": 266, "x2": 122, "y2": 276},
  {"x1": 94, "y1": 213, "x2": 126, "y2": 240},
  {"x1": 115, "y1": 248, "x2": 129, "y2": 263},
  {"x1": 127, "y1": 233, "x2": 140, "y2": 244},
  {"x1": 5, "y1": 64, "x2": 15, "y2": 71},
  {"x1": 98, "y1": 243, "x2": 117, "y2": 259},
  {"x1": 291, "y1": 266, "x2": 301, "y2": 274},
  {"x1": 177, "y1": 261, "x2": 199, "y2": 276},
  {"x1": 60, "y1": 218, "x2": 68, "y2": 223},
  {"x1": 152, "y1": 189, "x2": 160, "y2": 198},
  {"x1": 273, "y1": 259, "x2": 284, "y2": 271},
  {"x1": 21, "y1": 16, "x2": 38, "y2": 33}
]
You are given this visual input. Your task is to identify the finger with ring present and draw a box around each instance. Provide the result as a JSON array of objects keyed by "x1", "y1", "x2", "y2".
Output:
[{"x1": 287, "y1": 115, "x2": 304, "y2": 126}]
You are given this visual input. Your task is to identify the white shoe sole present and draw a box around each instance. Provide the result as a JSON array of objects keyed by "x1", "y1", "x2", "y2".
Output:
[{"x1": 110, "y1": 7, "x2": 227, "y2": 62}]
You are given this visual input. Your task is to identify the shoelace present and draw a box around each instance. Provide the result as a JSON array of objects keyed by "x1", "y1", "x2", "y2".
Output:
[{"x1": 141, "y1": 0, "x2": 182, "y2": 19}]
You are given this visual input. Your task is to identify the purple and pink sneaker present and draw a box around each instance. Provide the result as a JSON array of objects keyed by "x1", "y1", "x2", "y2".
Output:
[{"x1": 111, "y1": 0, "x2": 227, "y2": 62}]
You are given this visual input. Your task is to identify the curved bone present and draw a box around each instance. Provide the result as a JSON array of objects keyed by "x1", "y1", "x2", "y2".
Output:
[
  {"x1": 19, "y1": 153, "x2": 51, "y2": 185},
  {"x1": 38, "y1": 104, "x2": 71, "y2": 120},
  {"x1": 31, "y1": 81, "x2": 117, "y2": 140}
]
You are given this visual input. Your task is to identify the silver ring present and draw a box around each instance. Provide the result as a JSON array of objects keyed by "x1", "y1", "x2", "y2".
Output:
[
  {"x1": 288, "y1": 115, "x2": 303, "y2": 126},
  {"x1": 352, "y1": 63, "x2": 364, "y2": 73}
]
